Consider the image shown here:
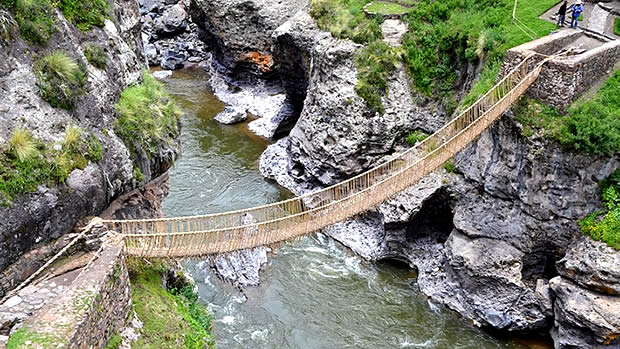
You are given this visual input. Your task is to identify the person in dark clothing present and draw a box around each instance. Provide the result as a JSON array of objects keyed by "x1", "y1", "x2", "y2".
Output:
[{"x1": 556, "y1": 1, "x2": 568, "y2": 26}]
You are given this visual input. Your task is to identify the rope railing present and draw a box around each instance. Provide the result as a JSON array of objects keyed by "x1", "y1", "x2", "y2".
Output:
[{"x1": 107, "y1": 54, "x2": 545, "y2": 257}]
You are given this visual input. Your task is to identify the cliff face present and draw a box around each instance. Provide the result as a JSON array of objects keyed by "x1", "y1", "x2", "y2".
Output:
[
  {"x1": 261, "y1": 11, "x2": 448, "y2": 192},
  {"x1": 247, "y1": 6, "x2": 618, "y2": 347},
  {"x1": 0, "y1": 0, "x2": 179, "y2": 296}
]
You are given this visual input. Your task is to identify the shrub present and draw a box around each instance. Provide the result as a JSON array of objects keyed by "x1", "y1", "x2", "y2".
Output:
[
  {"x1": 87, "y1": 133, "x2": 103, "y2": 162},
  {"x1": 514, "y1": 71, "x2": 620, "y2": 155},
  {"x1": 2, "y1": 0, "x2": 56, "y2": 44},
  {"x1": 0, "y1": 8, "x2": 18, "y2": 44},
  {"x1": 57, "y1": 0, "x2": 107, "y2": 31},
  {"x1": 0, "y1": 126, "x2": 102, "y2": 202},
  {"x1": 310, "y1": 0, "x2": 382, "y2": 44},
  {"x1": 615, "y1": 18, "x2": 620, "y2": 36},
  {"x1": 580, "y1": 170, "x2": 620, "y2": 250},
  {"x1": 8, "y1": 128, "x2": 38, "y2": 162},
  {"x1": 406, "y1": 130, "x2": 429, "y2": 146},
  {"x1": 115, "y1": 73, "x2": 180, "y2": 158},
  {"x1": 35, "y1": 51, "x2": 87, "y2": 110},
  {"x1": 402, "y1": 0, "x2": 556, "y2": 100},
  {"x1": 354, "y1": 41, "x2": 403, "y2": 114},
  {"x1": 442, "y1": 161, "x2": 455, "y2": 173},
  {"x1": 104, "y1": 334, "x2": 122, "y2": 349},
  {"x1": 84, "y1": 44, "x2": 106, "y2": 69},
  {"x1": 556, "y1": 70, "x2": 620, "y2": 155}
]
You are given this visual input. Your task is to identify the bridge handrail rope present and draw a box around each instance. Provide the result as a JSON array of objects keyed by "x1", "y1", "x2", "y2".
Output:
[{"x1": 105, "y1": 53, "x2": 548, "y2": 257}]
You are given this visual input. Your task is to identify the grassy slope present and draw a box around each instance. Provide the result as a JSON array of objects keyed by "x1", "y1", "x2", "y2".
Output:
[
  {"x1": 129, "y1": 262, "x2": 214, "y2": 349},
  {"x1": 366, "y1": 1, "x2": 410, "y2": 15}
]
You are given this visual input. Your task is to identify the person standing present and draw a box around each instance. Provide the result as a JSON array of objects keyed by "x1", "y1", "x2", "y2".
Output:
[
  {"x1": 557, "y1": 1, "x2": 568, "y2": 27},
  {"x1": 570, "y1": 0, "x2": 584, "y2": 28}
]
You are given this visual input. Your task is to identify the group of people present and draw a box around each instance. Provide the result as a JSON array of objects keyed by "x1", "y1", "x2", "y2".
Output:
[{"x1": 556, "y1": 0, "x2": 584, "y2": 28}]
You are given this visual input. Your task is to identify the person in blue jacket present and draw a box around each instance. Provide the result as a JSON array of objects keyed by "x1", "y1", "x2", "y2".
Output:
[{"x1": 570, "y1": 0, "x2": 584, "y2": 28}]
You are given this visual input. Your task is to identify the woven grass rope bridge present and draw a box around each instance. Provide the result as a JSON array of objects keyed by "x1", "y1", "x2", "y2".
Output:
[{"x1": 101, "y1": 54, "x2": 550, "y2": 258}]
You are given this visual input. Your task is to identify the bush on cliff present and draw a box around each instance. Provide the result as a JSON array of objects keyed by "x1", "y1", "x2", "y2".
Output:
[
  {"x1": 127, "y1": 259, "x2": 215, "y2": 349},
  {"x1": 84, "y1": 44, "x2": 107, "y2": 69},
  {"x1": 35, "y1": 51, "x2": 88, "y2": 110},
  {"x1": 1, "y1": 0, "x2": 56, "y2": 44},
  {"x1": 580, "y1": 170, "x2": 620, "y2": 250},
  {"x1": 514, "y1": 71, "x2": 620, "y2": 156},
  {"x1": 310, "y1": 0, "x2": 382, "y2": 44},
  {"x1": 354, "y1": 41, "x2": 403, "y2": 114},
  {"x1": 114, "y1": 72, "x2": 180, "y2": 159},
  {"x1": 57, "y1": 0, "x2": 108, "y2": 31},
  {"x1": 402, "y1": 0, "x2": 556, "y2": 102},
  {"x1": 0, "y1": 126, "x2": 103, "y2": 202}
]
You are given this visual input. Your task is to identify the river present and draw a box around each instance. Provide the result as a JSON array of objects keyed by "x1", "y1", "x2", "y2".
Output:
[{"x1": 160, "y1": 67, "x2": 549, "y2": 349}]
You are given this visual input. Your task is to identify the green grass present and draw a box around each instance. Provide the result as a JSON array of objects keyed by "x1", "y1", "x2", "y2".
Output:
[
  {"x1": 128, "y1": 260, "x2": 214, "y2": 349},
  {"x1": 615, "y1": 18, "x2": 620, "y2": 36},
  {"x1": 402, "y1": 0, "x2": 557, "y2": 103},
  {"x1": 442, "y1": 161, "x2": 455, "y2": 173},
  {"x1": 365, "y1": 1, "x2": 410, "y2": 15},
  {"x1": 0, "y1": 127, "x2": 102, "y2": 202},
  {"x1": 6, "y1": 328, "x2": 63, "y2": 348},
  {"x1": 104, "y1": 334, "x2": 122, "y2": 349},
  {"x1": 84, "y1": 44, "x2": 107, "y2": 69},
  {"x1": 310, "y1": 0, "x2": 382, "y2": 44},
  {"x1": 35, "y1": 51, "x2": 88, "y2": 110},
  {"x1": 580, "y1": 170, "x2": 619, "y2": 250},
  {"x1": 514, "y1": 70, "x2": 620, "y2": 156},
  {"x1": 354, "y1": 40, "x2": 403, "y2": 113},
  {"x1": 406, "y1": 130, "x2": 428, "y2": 146},
  {"x1": 1, "y1": 0, "x2": 56, "y2": 44},
  {"x1": 114, "y1": 72, "x2": 180, "y2": 160},
  {"x1": 57, "y1": 0, "x2": 107, "y2": 31}
]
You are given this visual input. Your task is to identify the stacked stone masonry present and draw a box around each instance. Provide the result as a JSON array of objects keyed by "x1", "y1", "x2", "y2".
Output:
[
  {"x1": 501, "y1": 30, "x2": 620, "y2": 110},
  {"x1": 5, "y1": 246, "x2": 131, "y2": 349}
]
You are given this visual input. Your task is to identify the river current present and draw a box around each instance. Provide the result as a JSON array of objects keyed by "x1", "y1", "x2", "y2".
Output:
[{"x1": 160, "y1": 68, "x2": 548, "y2": 349}]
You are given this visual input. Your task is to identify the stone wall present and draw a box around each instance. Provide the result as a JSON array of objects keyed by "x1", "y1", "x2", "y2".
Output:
[
  {"x1": 5, "y1": 246, "x2": 131, "y2": 349},
  {"x1": 500, "y1": 30, "x2": 620, "y2": 109}
]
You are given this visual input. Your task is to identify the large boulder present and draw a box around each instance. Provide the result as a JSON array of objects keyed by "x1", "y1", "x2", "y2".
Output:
[
  {"x1": 556, "y1": 236, "x2": 620, "y2": 295},
  {"x1": 550, "y1": 276, "x2": 620, "y2": 348}
]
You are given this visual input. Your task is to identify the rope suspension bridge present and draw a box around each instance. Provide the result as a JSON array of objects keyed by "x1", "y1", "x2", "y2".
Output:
[{"x1": 100, "y1": 54, "x2": 548, "y2": 258}]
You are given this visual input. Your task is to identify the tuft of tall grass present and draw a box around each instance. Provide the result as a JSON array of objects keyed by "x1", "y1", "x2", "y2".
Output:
[
  {"x1": 8, "y1": 128, "x2": 38, "y2": 162},
  {"x1": 35, "y1": 51, "x2": 87, "y2": 110},
  {"x1": 0, "y1": 8, "x2": 17, "y2": 44},
  {"x1": 63, "y1": 125, "x2": 82, "y2": 149},
  {"x1": 310, "y1": 0, "x2": 382, "y2": 44},
  {"x1": 115, "y1": 73, "x2": 180, "y2": 159}
]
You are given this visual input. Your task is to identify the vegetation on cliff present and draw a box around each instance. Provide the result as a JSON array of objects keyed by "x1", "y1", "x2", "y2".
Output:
[
  {"x1": 0, "y1": 0, "x2": 107, "y2": 45},
  {"x1": 114, "y1": 72, "x2": 180, "y2": 162},
  {"x1": 310, "y1": 0, "x2": 557, "y2": 112},
  {"x1": 35, "y1": 51, "x2": 88, "y2": 110},
  {"x1": 84, "y1": 43, "x2": 107, "y2": 69},
  {"x1": 403, "y1": 0, "x2": 556, "y2": 106},
  {"x1": 514, "y1": 70, "x2": 620, "y2": 156},
  {"x1": 0, "y1": 126, "x2": 103, "y2": 203},
  {"x1": 128, "y1": 260, "x2": 215, "y2": 349},
  {"x1": 580, "y1": 170, "x2": 619, "y2": 250}
]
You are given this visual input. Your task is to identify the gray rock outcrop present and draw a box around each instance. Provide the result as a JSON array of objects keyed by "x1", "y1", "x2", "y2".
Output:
[
  {"x1": 0, "y1": 0, "x2": 179, "y2": 298},
  {"x1": 262, "y1": 11, "x2": 448, "y2": 190},
  {"x1": 550, "y1": 236, "x2": 620, "y2": 349},
  {"x1": 214, "y1": 106, "x2": 247, "y2": 125},
  {"x1": 189, "y1": 0, "x2": 307, "y2": 72}
]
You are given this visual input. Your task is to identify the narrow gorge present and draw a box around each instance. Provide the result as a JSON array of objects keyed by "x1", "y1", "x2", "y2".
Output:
[{"x1": 0, "y1": 0, "x2": 618, "y2": 348}]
